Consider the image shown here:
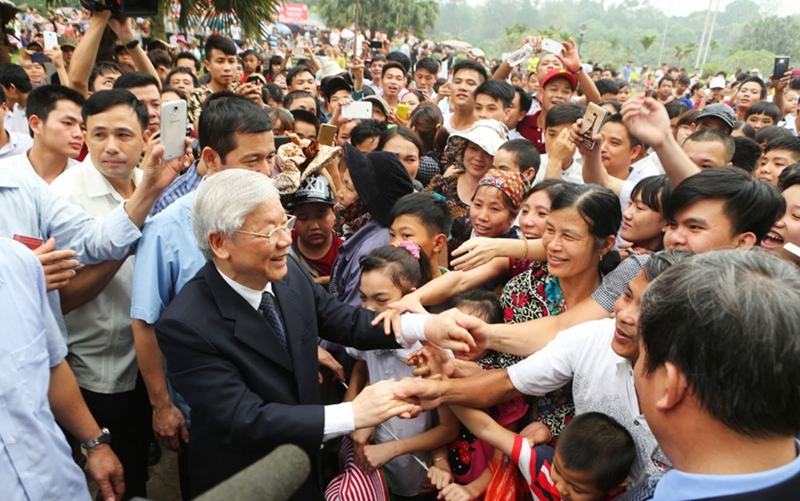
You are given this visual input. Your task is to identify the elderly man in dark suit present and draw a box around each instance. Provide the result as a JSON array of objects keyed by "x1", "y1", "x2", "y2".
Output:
[{"x1": 155, "y1": 169, "x2": 474, "y2": 499}]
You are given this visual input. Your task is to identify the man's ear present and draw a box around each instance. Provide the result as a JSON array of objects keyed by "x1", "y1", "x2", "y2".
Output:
[
  {"x1": 433, "y1": 233, "x2": 447, "y2": 254},
  {"x1": 690, "y1": 123, "x2": 696, "y2": 133},
  {"x1": 202, "y1": 146, "x2": 222, "y2": 173},
  {"x1": 523, "y1": 167, "x2": 536, "y2": 184},
  {"x1": 29, "y1": 114, "x2": 42, "y2": 136},
  {"x1": 208, "y1": 232, "x2": 231, "y2": 260},
  {"x1": 503, "y1": 107, "x2": 513, "y2": 123},
  {"x1": 733, "y1": 231, "x2": 758, "y2": 250},
  {"x1": 657, "y1": 362, "x2": 688, "y2": 412},
  {"x1": 629, "y1": 144, "x2": 642, "y2": 163}
]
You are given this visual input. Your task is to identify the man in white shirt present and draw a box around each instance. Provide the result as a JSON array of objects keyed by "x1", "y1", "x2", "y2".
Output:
[
  {"x1": 0, "y1": 85, "x2": 85, "y2": 183},
  {"x1": 0, "y1": 85, "x2": 32, "y2": 158},
  {"x1": 0, "y1": 62, "x2": 32, "y2": 134},
  {"x1": 442, "y1": 59, "x2": 487, "y2": 134},
  {"x1": 50, "y1": 88, "x2": 152, "y2": 498}
]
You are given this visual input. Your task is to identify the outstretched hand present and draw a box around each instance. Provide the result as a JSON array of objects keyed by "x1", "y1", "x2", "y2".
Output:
[
  {"x1": 352, "y1": 379, "x2": 424, "y2": 428},
  {"x1": 621, "y1": 94, "x2": 672, "y2": 149}
]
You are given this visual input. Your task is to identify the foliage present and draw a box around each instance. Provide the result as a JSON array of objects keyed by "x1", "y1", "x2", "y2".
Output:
[
  {"x1": 178, "y1": 0, "x2": 280, "y2": 38},
  {"x1": 317, "y1": 0, "x2": 439, "y2": 38},
  {"x1": 735, "y1": 15, "x2": 800, "y2": 61}
]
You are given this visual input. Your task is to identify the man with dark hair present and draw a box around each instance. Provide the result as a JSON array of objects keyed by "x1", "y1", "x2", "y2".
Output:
[
  {"x1": 175, "y1": 51, "x2": 200, "y2": 76},
  {"x1": 756, "y1": 136, "x2": 800, "y2": 186},
  {"x1": 350, "y1": 119, "x2": 387, "y2": 152},
  {"x1": 188, "y1": 34, "x2": 239, "y2": 123},
  {"x1": 166, "y1": 66, "x2": 198, "y2": 95},
  {"x1": 0, "y1": 85, "x2": 32, "y2": 159},
  {"x1": 88, "y1": 62, "x2": 122, "y2": 94},
  {"x1": 629, "y1": 250, "x2": 800, "y2": 500},
  {"x1": 744, "y1": 101, "x2": 782, "y2": 131},
  {"x1": 287, "y1": 65, "x2": 318, "y2": 97},
  {"x1": 114, "y1": 71, "x2": 162, "y2": 135},
  {"x1": 442, "y1": 59, "x2": 487, "y2": 134},
  {"x1": 365, "y1": 54, "x2": 386, "y2": 93},
  {"x1": 673, "y1": 75, "x2": 692, "y2": 107},
  {"x1": 655, "y1": 76, "x2": 675, "y2": 105},
  {"x1": 595, "y1": 78, "x2": 620, "y2": 101},
  {"x1": 0, "y1": 84, "x2": 85, "y2": 183},
  {"x1": 50, "y1": 89, "x2": 153, "y2": 498},
  {"x1": 0, "y1": 62, "x2": 33, "y2": 134},
  {"x1": 284, "y1": 89, "x2": 318, "y2": 114},
  {"x1": 733, "y1": 76, "x2": 768, "y2": 121},
  {"x1": 380, "y1": 61, "x2": 406, "y2": 110},
  {"x1": 387, "y1": 50, "x2": 412, "y2": 75},
  {"x1": 147, "y1": 49, "x2": 172, "y2": 85},
  {"x1": 507, "y1": 85, "x2": 532, "y2": 140},
  {"x1": 681, "y1": 128, "x2": 735, "y2": 169},
  {"x1": 414, "y1": 56, "x2": 439, "y2": 100},
  {"x1": 473, "y1": 79, "x2": 515, "y2": 123},
  {"x1": 131, "y1": 96, "x2": 277, "y2": 496},
  {"x1": 292, "y1": 109, "x2": 320, "y2": 140}
]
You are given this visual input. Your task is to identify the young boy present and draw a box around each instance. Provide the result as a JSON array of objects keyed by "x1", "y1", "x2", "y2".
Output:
[
  {"x1": 291, "y1": 109, "x2": 320, "y2": 140},
  {"x1": 450, "y1": 407, "x2": 635, "y2": 501},
  {"x1": 283, "y1": 176, "x2": 342, "y2": 285},
  {"x1": 388, "y1": 192, "x2": 452, "y2": 278},
  {"x1": 493, "y1": 139, "x2": 542, "y2": 184},
  {"x1": 534, "y1": 102, "x2": 586, "y2": 184},
  {"x1": 473, "y1": 80, "x2": 515, "y2": 124},
  {"x1": 744, "y1": 101, "x2": 782, "y2": 131}
]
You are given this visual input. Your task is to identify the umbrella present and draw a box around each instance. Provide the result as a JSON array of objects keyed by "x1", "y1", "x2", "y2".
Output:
[
  {"x1": 261, "y1": 22, "x2": 292, "y2": 36},
  {"x1": 440, "y1": 39, "x2": 472, "y2": 49},
  {"x1": 470, "y1": 47, "x2": 485, "y2": 57}
]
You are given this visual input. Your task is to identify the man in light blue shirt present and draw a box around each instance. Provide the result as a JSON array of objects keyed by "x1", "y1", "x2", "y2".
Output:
[
  {"x1": 0, "y1": 88, "x2": 191, "y2": 339},
  {"x1": 624, "y1": 251, "x2": 800, "y2": 501},
  {"x1": 0, "y1": 238, "x2": 124, "y2": 501},
  {"x1": 130, "y1": 94, "x2": 276, "y2": 475}
]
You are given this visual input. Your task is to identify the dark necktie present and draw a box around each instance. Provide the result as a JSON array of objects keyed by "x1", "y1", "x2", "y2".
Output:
[{"x1": 259, "y1": 291, "x2": 288, "y2": 352}]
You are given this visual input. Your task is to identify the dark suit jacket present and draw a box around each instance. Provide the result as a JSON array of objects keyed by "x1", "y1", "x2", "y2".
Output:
[{"x1": 155, "y1": 257, "x2": 400, "y2": 499}]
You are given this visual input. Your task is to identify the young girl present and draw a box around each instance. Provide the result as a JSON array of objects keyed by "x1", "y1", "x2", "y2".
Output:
[
  {"x1": 426, "y1": 120, "x2": 508, "y2": 262},
  {"x1": 345, "y1": 243, "x2": 458, "y2": 500},
  {"x1": 423, "y1": 290, "x2": 530, "y2": 501},
  {"x1": 620, "y1": 175, "x2": 672, "y2": 253},
  {"x1": 469, "y1": 168, "x2": 526, "y2": 240}
]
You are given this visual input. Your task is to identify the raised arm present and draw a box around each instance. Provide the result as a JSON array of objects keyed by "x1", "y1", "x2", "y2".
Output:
[
  {"x1": 621, "y1": 94, "x2": 700, "y2": 186},
  {"x1": 68, "y1": 10, "x2": 112, "y2": 96},
  {"x1": 108, "y1": 16, "x2": 160, "y2": 85},
  {"x1": 574, "y1": 121, "x2": 624, "y2": 195},
  {"x1": 559, "y1": 38, "x2": 600, "y2": 105}
]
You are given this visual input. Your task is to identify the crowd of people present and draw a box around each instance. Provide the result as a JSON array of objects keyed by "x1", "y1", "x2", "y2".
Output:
[{"x1": 3, "y1": 7, "x2": 800, "y2": 501}]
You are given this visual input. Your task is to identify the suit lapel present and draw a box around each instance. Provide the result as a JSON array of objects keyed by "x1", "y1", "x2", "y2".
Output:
[
  {"x1": 272, "y1": 266, "x2": 316, "y2": 386},
  {"x1": 204, "y1": 262, "x2": 293, "y2": 372}
]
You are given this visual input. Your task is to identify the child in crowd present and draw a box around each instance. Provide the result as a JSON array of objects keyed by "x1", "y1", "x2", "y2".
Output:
[
  {"x1": 534, "y1": 103, "x2": 586, "y2": 185},
  {"x1": 469, "y1": 168, "x2": 527, "y2": 240},
  {"x1": 425, "y1": 290, "x2": 530, "y2": 501},
  {"x1": 345, "y1": 243, "x2": 458, "y2": 499},
  {"x1": 282, "y1": 176, "x2": 342, "y2": 286},
  {"x1": 389, "y1": 192, "x2": 453, "y2": 278},
  {"x1": 620, "y1": 175, "x2": 672, "y2": 254},
  {"x1": 744, "y1": 101, "x2": 782, "y2": 132},
  {"x1": 493, "y1": 138, "x2": 542, "y2": 184},
  {"x1": 448, "y1": 407, "x2": 636, "y2": 501}
]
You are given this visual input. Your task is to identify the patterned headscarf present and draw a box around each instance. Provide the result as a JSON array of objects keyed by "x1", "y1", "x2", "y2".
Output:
[{"x1": 477, "y1": 168, "x2": 527, "y2": 212}]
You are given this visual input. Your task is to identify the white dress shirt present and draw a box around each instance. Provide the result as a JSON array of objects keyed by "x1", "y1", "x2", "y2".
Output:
[
  {"x1": 507, "y1": 318, "x2": 660, "y2": 484},
  {"x1": 50, "y1": 159, "x2": 142, "y2": 394},
  {"x1": 215, "y1": 267, "x2": 430, "y2": 442},
  {"x1": 5, "y1": 103, "x2": 29, "y2": 135},
  {"x1": 0, "y1": 130, "x2": 32, "y2": 159},
  {"x1": 533, "y1": 151, "x2": 584, "y2": 185}
]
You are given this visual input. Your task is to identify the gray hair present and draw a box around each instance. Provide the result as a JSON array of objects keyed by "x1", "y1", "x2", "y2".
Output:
[
  {"x1": 639, "y1": 249, "x2": 800, "y2": 437},
  {"x1": 191, "y1": 170, "x2": 279, "y2": 261}
]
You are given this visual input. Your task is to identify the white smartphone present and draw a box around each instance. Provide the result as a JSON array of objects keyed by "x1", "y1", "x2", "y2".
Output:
[
  {"x1": 342, "y1": 101, "x2": 373, "y2": 119},
  {"x1": 160, "y1": 100, "x2": 187, "y2": 161},
  {"x1": 784, "y1": 242, "x2": 800, "y2": 258},
  {"x1": 43, "y1": 32, "x2": 58, "y2": 51},
  {"x1": 540, "y1": 38, "x2": 564, "y2": 55}
]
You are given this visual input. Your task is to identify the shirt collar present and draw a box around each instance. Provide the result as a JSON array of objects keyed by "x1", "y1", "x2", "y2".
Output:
[
  {"x1": 215, "y1": 266, "x2": 273, "y2": 310},
  {"x1": 84, "y1": 159, "x2": 143, "y2": 200}
]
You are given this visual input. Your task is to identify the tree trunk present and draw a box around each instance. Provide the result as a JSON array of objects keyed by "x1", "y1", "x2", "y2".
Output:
[{"x1": 150, "y1": 0, "x2": 168, "y2": 41}]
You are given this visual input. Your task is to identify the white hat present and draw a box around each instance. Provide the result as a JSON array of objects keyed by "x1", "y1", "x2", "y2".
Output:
[
  {"x1": 709, "y1": 76, "x2": 726, "y2": 89},
  {"x1": 317, "y1": 61, "x2": 346, "y2": 80},
  {"x1": 450, "y1": 119, "x2": 509, "y2": 156}
]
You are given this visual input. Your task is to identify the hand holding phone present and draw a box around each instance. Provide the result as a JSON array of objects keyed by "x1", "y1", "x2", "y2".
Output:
[
  {"x1": 160, "y1": 100, "x2": 188, "y2": 161},
  {"x1": 540, "y1": 38, "x2": 564, "y2": 55},
  {"x1": 43, "y1": 32, "x2": 58, "y2": 51},
  {"x1": 342, "y1": 101, "x2": 373, "y2": 120},
  {"x1": 579, "y1": 103, "x2": 611, "y2": 150},
  {"x1": 396, "y1": 104, "x2": 409, "y2": 121},
  {"x1": 773, "y1": 56, "x2": 790, "y2": 80}
]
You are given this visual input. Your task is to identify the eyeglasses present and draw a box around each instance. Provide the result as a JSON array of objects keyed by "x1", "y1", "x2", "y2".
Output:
[{"x1": 237, "y1": 215, "x2": 296, "y2": 246}]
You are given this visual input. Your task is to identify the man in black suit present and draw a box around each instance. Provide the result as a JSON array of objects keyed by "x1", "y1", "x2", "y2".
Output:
[{"x1": 155, "y1": 169, "x2": 474, "y2": 499}]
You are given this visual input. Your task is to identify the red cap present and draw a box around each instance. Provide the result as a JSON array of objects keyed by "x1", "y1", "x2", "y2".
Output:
[{"x1": 541, "y1": 67, "x2": 577, "y2": 90}]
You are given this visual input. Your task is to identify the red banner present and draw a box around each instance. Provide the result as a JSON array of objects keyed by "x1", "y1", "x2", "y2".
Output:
[{"x1": 278, "y1": 3, "x2": 308, "y2": 21}]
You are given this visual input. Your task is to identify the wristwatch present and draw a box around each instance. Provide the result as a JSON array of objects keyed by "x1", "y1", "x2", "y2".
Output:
[
  {"x1": 573, "y1": 66, "x2": 583, "y2": 75},
  {"x1": 82, "y1": 428, "x2": 112, "y2": 449},
  {"x1": 124, "y1": 39, "x2": 140, "y2": 50}
]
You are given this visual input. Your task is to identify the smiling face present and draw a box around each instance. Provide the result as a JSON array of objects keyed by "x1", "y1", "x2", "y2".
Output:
[
  {"x1": 462, "y1": 141, "x2": 494, "y2": 179},
  {"x1": 469, "y1": 185, "x2": 516, "y2": 238},
  {"x1": 541, "y1": 78, "x2": 573, "y2": 112},
  {"x1": 382, "y1": 67, "x2": 405, "y2": 99},
  {"x1": 756, "y1": 148, "x2": 799, "y2": 186},
  {"x1": 85, "y1": 104, "x2": 146, "y2": 180},
  {"x1": 762, "y1": 184, "x2": 800, "y2": 254},
  {"x1": 621, "y1": 194, "x2": 666, "y2": 250},
  {"x1": 611, "y1": 271, "x2": 648, "y2": 361},
  {"x1": 542, "y1": 207, "x2": 604, "y2": 279},
  {"x1": 359, "y1": 269, "x2": 405, "y2": 313},
  {"x1": 220, "y1": 197, "x2": 292, "y2": 289},
  {"x1": 600, "y1": 122, "x2": 638, "y2": 180},
  {"x1": 519, "y1": 190, "x2": 551, "y2": 239},
  {"x1": 451, "y1": 69, "x2": 483, "y2": 109}
]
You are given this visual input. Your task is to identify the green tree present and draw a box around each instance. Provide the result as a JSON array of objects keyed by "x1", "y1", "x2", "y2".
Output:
[
  {"x1": 608, "y1": 37, "x2": 622, "y2": 50},
  {"x1": 735, "y1": 15, "x2": 800, "y2": 60},
  {"x1": 178, "y1": 0, "x2": 280, "y2": 39},
  {"x1": 639, "y1": 35, "x2": 657, "y2": 66},
  {"x1": 537, "y1": 26, "x2": 557, "y2": 38},
  {"x1": 317, "y1": 0, "x2": 439, "y2": 37}
]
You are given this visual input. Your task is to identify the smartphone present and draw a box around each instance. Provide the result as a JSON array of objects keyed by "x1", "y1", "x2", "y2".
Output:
[
  {"x1": 540, "y1": 38, "x2": 564, "y2": 55},
  {"x1": 341, "y1": 101, "x2": 373, "y2": 119},
  {"x1": 43, "y1": 32, "x2": 58, "y2": 51},
  {"x1": 369, "y1": 40, "x2": 383, "y2": 49},
  {"x1": 275, "y1": 135, "x2": 292, "y2": 150},
  {"x1": 774, "y1": 56, "x2": 790, "y2": 79},
  {"x1": 784, "y1": 242, "x2": 800, "y2": 258},
  {"x1": 30, "y1": 52, "x2": 51, "y2": 64},
  {"x1": 318, "y1": 123, "x2": 337, "y2": 146},
  {"x1": 579, "y1": 102, "x2": 611, "y2": 150},
  {"x1": 396, "y1": 103, "x2": 409, "y2": 121},
  {"x1": 160, "y1": 100, "x2": 188, "y2": 161}
]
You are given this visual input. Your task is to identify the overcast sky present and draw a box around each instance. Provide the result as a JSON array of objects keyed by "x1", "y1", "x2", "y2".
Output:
[{"x1": 620, "y1": 0, "x2": 800, "y2": 16}]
